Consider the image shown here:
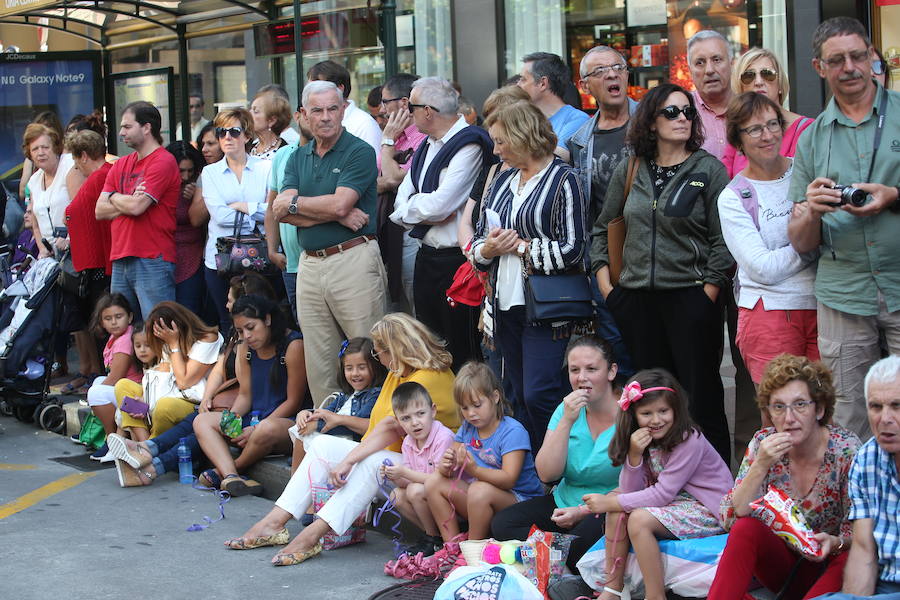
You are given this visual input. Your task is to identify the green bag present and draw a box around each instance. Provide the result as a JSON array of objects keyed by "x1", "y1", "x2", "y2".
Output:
[{"x1": 78, "y1": 414, "x2": 106, "y2": 450}]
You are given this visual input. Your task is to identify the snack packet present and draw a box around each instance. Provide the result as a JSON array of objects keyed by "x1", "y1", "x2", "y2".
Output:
[
  {"x1": 219, "y1": 410, "x2": 243, "y2": 439},
  {"x1": 520, "y1": 526, "x2": 577, "y2": 598},
  {"x1": 750, "y1": 485, "x2": 821, "y2": 557}
]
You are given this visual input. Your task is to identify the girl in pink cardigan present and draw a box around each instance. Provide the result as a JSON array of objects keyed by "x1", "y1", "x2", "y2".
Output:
[{"x1": 582, "y1": 369, "x2": 733, "y2": 600}]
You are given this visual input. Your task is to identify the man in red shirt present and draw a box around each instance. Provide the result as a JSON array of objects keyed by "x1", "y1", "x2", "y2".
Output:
[{"x1": 96, "y1": 101, "x2": 179, "y2": 320}]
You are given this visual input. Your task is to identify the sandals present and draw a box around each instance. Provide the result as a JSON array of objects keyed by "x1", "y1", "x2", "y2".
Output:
[
  {"x1": 221, "y1": 474, "x2": 263, "y2": 497},
  {"x1": 115, "y1": 459, "x2": 155, "y2": 487},
  {"x1": 106, "y1": 433, "x2": 152, "y2": 469},
  {"x1": 272, "y1": 542, "x2": 323, "y2": 566},
  {"x1": 224, "y1": 528, "x2": 290, "y2": 550},
  {"x1": 60, "y1": 373, "x2": 88, "y2": 393},
  {"x1": 198, "y1": 469, "x2": 222, "y2": 489}
]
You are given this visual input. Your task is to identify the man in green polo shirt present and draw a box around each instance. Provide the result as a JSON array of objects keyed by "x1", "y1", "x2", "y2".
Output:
[
  {"x1": 788, "y1": 16, "x2": 900, "y2": 440},
  {"x1": 272, "y1": 80, "x2": 386, "y2": 405}
]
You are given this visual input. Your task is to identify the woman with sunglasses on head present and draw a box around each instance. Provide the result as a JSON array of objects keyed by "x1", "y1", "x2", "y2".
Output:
[
  {"x1": 592, "y1": 82, "x2": 733, "y2": 464},
  {"x1": 708, "y1": 354, "x2": 860, "y2": 600},
  {"x1": 721, "y1": 48, "x2": 814, "y2": 178},
  {"x1": 719, "y1": 93, "x2": 820, "y2": 393},
  {"x1": 192, "y1": 108, "x2": 272, "y2": 336}
]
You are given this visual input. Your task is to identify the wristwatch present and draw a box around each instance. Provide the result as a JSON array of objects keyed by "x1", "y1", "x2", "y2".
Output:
[
  {"x1": 288, "y1": 193, "x2": 299, "y2": 215},
  {"x1": 892, "y1": 186, "x2": 900, "y2": 213},
  {"x1": 381, "y1": 138, "x2": 395, "y2": 147},
  {"x1": 516, "y1": 243, "x2": 527, "y2": 257}
]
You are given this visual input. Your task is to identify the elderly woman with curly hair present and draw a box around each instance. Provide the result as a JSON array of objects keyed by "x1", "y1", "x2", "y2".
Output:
[{"x1": 708, "y1": 354, "x2": 862, "y2": 600}]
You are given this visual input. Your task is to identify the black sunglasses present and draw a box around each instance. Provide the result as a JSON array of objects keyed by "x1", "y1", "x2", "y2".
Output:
[
  {"x1": 381, "y1": 96, "x2": 405, "y2": 106},
  {"x1": 215, "y1": 126, "x2": 244, "y2": 139},
  {"x1": 409, "y1": 103, "x2": 441, "y2": 114},
  {"x1": 658, "y1": 105, "x2": 697, "y2": 121},
  {"x1": 740, "y1": 68, "x2": 778, "y2": 85}
]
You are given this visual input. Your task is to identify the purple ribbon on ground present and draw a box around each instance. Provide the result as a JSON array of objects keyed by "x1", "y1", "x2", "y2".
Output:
[
  {"x1": 375, "y1": 459, "x2": 406, "y2": 557},
  {"x1": 186, "y1": 477, "x2": 231, "y2": 532}
]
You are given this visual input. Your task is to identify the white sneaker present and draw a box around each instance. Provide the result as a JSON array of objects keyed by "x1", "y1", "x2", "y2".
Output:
[{"x1": 98, "y1": 452, "x2": 116, "y2": 464}]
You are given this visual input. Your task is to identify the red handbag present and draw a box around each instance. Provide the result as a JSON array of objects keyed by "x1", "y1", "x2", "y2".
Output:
[{"x1": 446, "y1": 258, "x2": 486, "y2": 308}]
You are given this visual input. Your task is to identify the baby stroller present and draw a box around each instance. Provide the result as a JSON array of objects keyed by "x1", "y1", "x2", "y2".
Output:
[{"x1": 0, "y1": 256, "x2": 63, "y2": 426}]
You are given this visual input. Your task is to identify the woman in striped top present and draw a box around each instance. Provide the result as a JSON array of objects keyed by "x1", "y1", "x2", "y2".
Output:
[{"x1": 471, "y1": 100, "x2": 587, "y2": 450}]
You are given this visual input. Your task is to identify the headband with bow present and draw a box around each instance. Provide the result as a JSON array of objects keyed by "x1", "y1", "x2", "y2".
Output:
[{"x1": 617, "y1": 381, "x2": 675, "y2": 411}]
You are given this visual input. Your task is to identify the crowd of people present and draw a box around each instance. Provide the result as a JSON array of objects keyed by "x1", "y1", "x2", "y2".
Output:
[{"x1": 12, "y1": 14, "x2": 900, "y2": 599}]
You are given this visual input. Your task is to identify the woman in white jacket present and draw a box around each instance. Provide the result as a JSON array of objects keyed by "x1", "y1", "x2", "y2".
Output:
[{"x1": 718, "y1": 92, "x2": 818, "y2": 389}]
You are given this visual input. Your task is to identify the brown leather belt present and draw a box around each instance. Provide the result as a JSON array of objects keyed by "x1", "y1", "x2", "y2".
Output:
[{"x1": 308, "y1": 234, "x2": 376, "y2": 259}]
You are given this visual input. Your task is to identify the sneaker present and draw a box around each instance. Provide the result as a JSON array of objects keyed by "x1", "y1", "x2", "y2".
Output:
[
  {"x1": 89, "y1": 443, "x2": 110, "y2": 461},
  {"x1": 399, "y1": 534, "x2": 443, "y2": 558},
  {"x1": 70, "y1": 434, "x2": 86, "y2": 445},
  {"x1": 98, "y1": 452, "x2": 116, "y2": 464}
]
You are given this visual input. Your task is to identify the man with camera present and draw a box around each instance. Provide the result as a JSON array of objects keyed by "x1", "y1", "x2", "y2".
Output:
[{"x1": 788, "y1": 16, "x2": 900, "y2": 440}]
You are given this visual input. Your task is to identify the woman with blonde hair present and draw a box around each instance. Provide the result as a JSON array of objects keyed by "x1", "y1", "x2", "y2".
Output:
[
  {"x1": 249, "y1": 89, "x2": 291, "y2": 160},
  {"x1": 721, "y1": 48, "x2": 813, "y2": 177},
  {"x1": 189, "y1": 107, "x2": 272, "y2": 334},
  {"x1": 224, "y1": 313, "x2": 460, "y2": 566},
  {"x1": 471, "y1": 99, "x2": 587, "y2": 450}
]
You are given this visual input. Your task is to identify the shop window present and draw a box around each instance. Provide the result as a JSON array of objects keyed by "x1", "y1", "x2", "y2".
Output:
[{"x1": 559, "y1": 0, "x2": 790, "y2": 110}]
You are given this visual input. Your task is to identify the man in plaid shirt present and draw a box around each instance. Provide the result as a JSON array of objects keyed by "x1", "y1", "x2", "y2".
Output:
[{"x1": 832, "y1": 355, "x2": 900, "y2": 598}]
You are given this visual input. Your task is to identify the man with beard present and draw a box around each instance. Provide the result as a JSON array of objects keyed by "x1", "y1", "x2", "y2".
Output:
[
  {"x1": 96, "y1": 101, "x2": 179, "y2": 320},
  {"x1": 788, "y1": 17, "x2": 900, "y2": 441},
  {"x1": 687, "y1": 30, "x2": 733, "y2": 162}
]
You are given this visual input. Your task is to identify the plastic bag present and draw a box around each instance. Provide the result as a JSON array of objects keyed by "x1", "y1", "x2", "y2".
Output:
[
  {"x1": 750, "y1": 485, "x2": 821, "y2": 558},
  {"x1": 78, "y1": 413, "x2": 106, "y2": 450},
  {"x1": 435, "y1": 564, "x2": 542, "y2": 600},
  {"x1": 520, "y1": 526, "x2": 577, "y2": 598},
  {"x1": 575, "y1": 533, "x2": 728, "y2": 598},
  {"x1": 310, "y1": 483, "x2": 366, "y2": 550}
]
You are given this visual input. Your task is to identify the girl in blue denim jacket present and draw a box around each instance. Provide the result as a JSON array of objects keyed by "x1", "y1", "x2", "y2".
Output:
[{"x1": 288, "y1": 337, "x2": 387, "y2": 470}]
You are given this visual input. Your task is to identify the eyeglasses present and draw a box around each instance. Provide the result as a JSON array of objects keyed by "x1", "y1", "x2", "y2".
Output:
[
  {"x1": 585, "y1": 63, "x2": 628, "y2": 78},
  {"x1": 739, "y1": 118, "x2": 783, "y2": 138},
  {"x1": 740, "y1": 68, "x2": 778, "y2": 85},
  {"x1": 370, "y1": 347, "x2": 384, "y2": 360},
  {"x1": 768, "y1": 400, "x2": 816, "y2": 417},
  {"x1": 381, "y1": 96, "x2": 405, "y2": 106},
  {"x1": 658, "y1": 105, "x2": 697, "y2": 121},
  {"x1": 215, "y1": 126, "x2": 243, "y2": 139},
  {"x1": 409, "y1": 103, "x2": 441, "y2": 114},
  {"x1": 873, "y1": 60, "x2": 886, "y2": 76},
  {"x1": 821, "y1": 49, "x2": 870, "y2": 69}
]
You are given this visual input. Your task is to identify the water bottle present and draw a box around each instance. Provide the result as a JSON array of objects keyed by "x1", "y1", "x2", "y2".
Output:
[
  {"x1": 177, "y1": 437, "x2": 193, "y2": 484},
  {"x1": 249, "y1": 411, "x2": 260, "y2": 427}
]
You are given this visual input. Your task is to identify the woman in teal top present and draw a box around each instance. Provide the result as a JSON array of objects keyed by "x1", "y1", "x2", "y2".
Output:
[{"x1": 491, "y1": 335, "x2": 621, "y2": 572}]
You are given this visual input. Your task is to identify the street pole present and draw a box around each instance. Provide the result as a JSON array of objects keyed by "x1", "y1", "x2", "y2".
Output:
[
  {"x1": 381, "y1": 0, "x2": 398, "y2": 78},
  {"x1": 293, "y1": 0, "x2": 303, "y2": 101}
]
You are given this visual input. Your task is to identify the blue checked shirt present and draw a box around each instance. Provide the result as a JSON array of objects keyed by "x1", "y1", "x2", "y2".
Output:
[{"x1": 848, "y1": 438, "x2": 900, "y2": 583}]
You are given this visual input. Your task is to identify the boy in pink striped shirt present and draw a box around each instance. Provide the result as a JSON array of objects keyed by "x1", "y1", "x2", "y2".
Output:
[{"x1": 381, "y1": 381, "x2": 455, "y2": 557}]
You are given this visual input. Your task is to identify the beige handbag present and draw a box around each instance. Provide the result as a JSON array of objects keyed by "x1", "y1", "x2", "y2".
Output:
[{"x1": 607, "y1": 156, "x2": 639, "y2": 285}]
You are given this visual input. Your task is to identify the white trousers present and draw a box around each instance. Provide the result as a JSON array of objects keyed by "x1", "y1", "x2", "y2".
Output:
[
  {"x1": 86, "y1": 376, "x2": 116, "y2": 407},
  {"x1": 274, "y1": 434, "x2": 401, "y2": 535}
]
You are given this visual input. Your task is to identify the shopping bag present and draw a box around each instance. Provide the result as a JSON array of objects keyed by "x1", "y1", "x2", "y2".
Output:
[{"x1": 310, "y1": 483, "x2": 366, "y2": 549}]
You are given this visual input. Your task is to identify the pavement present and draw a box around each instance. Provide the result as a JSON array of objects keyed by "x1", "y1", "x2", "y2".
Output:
[{"x1": 0, "y1": 417, "x2": 400, "y2": 600}]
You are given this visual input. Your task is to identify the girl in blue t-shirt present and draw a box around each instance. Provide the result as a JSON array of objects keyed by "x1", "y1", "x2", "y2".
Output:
[{"x1": 425, "y1": 361, "x2": 543, "y2": 542}]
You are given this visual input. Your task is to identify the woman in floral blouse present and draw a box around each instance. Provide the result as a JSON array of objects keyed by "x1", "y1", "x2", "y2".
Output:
[{"x1": 708, "y1": 354, "x2": 861, "y2": 600}]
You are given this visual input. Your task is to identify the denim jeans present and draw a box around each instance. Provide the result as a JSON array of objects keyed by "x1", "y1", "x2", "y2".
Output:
[
  {"x1": 494, "y1": 306, "x2": 570, "y2": 452},
  {"x1": 175, "y1": 267, "x2": 206, "y2": 317},
  {"x1": 111, "y1": 256, "x2": 176, "y2": 322},
  {"x1": 204, "y1": 267, "x2": 231, "y2": 337},
  {"x1": 282, "y1": 270, "x2": 298, "y2": 329},
  {"x1": 146, "y1": 411, "x2": 199, "y2": 475},
  {"x1": 814, "y1": 580, "x2": 900, "y2": 600}
]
